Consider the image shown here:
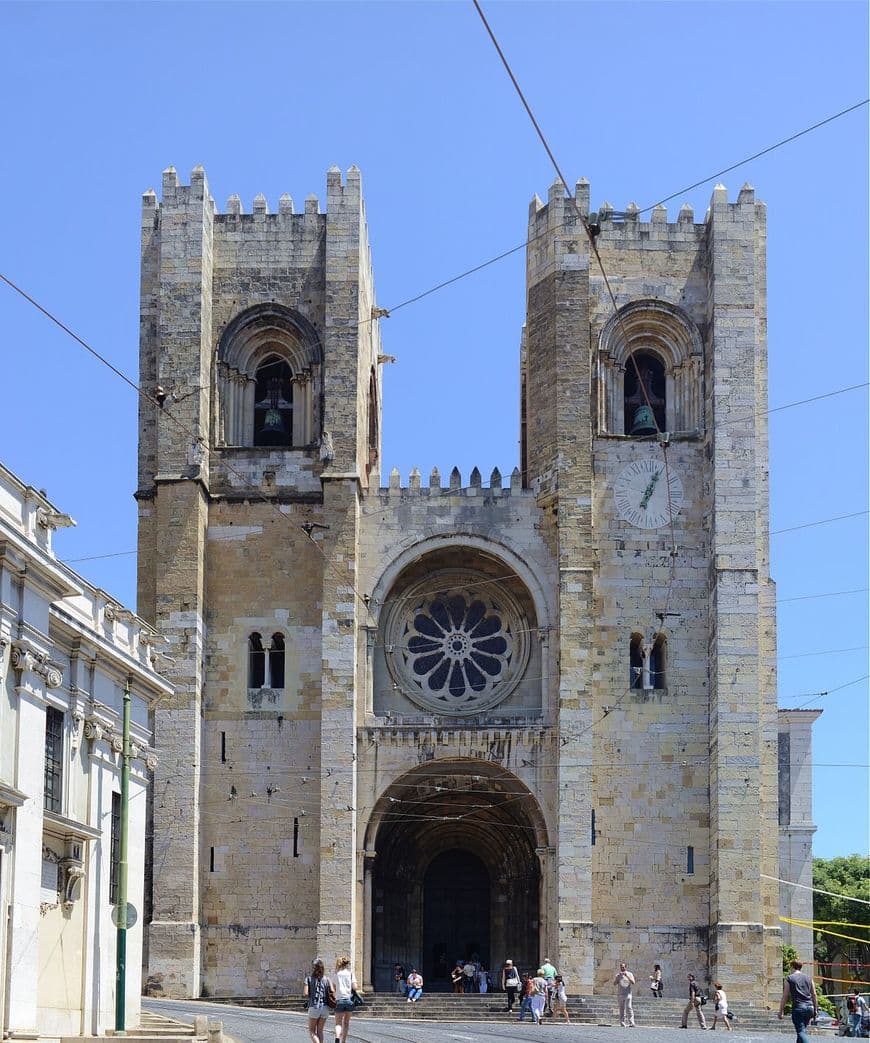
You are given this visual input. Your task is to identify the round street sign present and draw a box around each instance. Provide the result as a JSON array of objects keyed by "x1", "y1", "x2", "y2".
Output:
[{"x1": 111, "y1": 902, "x2": 138, "y2": 928}]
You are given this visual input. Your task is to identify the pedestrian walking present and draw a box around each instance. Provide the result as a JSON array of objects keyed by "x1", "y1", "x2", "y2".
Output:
[
  {"x1": 847, "y1": 991, "x2": 868, "y2": 1037},
  {"x1": 711, "y1": 982, "x2": 732, "y2": 1031},
  {"x1": 518, "y1": 973, "x2": 534, "y2": 1022},
  {"x1": 778, "y1": 959, "x2": 818, "y2": 1043},
  {"x1": 649, "y1": 964, "x2": 664, "y2": 998},
  {"x1": 530, "y1": 968, "x2": 548, "y2": 1024},
  {"x1": 332, "y1": 954, "x2": 359, "y2": 1043},
  {"x1": 551, "y1": 974, "x2": 571, "y2": 1023},
  {"x1": 613, "y1": 962, "x2": 636, "y2": 1027},
  {"x1": 406, "y1": 968, "x2": 424, "y2": 1003},
  {"x1": 502, "y1": 959, "x2": 520, "y2": 1012},
  {"x1": 681, "y1": 973, "x2": 708, "y2": 1029},
  {"x1": 476, "y1": 963, "x2": 489, "y2": 994},
  {"x1": 303, "y1": 958, "x2": 333, "y2": 1043}
]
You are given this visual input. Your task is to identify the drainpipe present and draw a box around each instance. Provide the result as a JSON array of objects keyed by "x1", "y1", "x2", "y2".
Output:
[{"x1": 114, "y1": 676, "x2": 131, "y2": 1035}]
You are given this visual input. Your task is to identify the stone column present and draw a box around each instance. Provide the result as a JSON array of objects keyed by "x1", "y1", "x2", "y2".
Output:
[{"x1": 362, "y1": 851, "x2": 376, "y2": 990}]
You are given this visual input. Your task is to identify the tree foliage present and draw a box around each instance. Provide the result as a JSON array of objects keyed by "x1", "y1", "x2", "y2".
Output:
[{"x1": 813, "y1": 855, "x2": 870, "y2": 988}]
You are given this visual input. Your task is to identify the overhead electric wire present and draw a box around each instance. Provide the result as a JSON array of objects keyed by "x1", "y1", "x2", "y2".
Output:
[
  {"x1": 763, "y1": 875, "x2": 870, "y2": 906},
  {"x1": 377, "y1": 100, "x2": 868, "y2": 318},
  {"x1": 0, "y1": 273, "x2": 376, "y2": 620},
  {"x1": 771, "y1": 510, "x2": 868, "y2": 536},
  {"x1": 639, "y1": 99, "x2": 870, "y2": 213}
]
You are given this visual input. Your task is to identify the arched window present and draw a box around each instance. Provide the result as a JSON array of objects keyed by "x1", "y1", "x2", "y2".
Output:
[
  {"x1": 624, "y1": 352, "x2": 666, "y2": 436},
  {"x1": 269, "y1": 633, "x2": 285, "y2": 690},
  {"x1": 597, "y1": 300, "x2": 703, "y2": 436},
  {"x1": 248, "y1": 631, "x2": 286, "y2": 690},
  {"x1": 254, "y1": 356, "x2": 294, "y2": 447},
  {"x1": 629, "y1": 633, "x2": 666, "y2": 691},
  {"x1": 216, "y1": 305, "x2": 322, "y2": 449},
  {"x1": 248, "y1": 633, "x2": 265, "y2": 689}
]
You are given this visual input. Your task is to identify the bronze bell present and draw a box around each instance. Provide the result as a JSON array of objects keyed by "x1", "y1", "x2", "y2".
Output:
[
  {"x1": 629, "y1": 404, "x2": 657, "y2": 436},
  {"x1": 259, "y1": 407, "x2": 287, "y2": 438}
]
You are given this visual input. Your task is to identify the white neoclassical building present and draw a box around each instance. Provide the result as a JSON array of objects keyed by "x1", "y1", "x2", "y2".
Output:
[{"x1": 0, "y1": 461, "x2": 171, "y2": 1039}]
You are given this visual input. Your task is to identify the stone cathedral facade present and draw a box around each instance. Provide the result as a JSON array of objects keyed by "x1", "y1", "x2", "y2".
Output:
[{"x1": 137, "y1": 164, "x2": 797, "y2": 1004}]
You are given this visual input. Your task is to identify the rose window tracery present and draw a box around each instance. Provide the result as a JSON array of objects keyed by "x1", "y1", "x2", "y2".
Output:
[{"x1": 385, "y1": 572, "x2": 529, "y2": 714}]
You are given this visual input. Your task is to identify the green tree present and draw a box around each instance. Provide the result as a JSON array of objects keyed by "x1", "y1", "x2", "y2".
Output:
[{"x1": 813, "y1": 855, "x2": 870, "y2": 995}]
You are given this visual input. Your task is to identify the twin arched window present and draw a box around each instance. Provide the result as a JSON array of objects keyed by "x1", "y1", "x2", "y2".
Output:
[
  {"x1": 248, "y1": 633, "x2": 285, "y2": 690},
  {"x1": 629, "y1": 633, "x2": 666, "y2": 690}
]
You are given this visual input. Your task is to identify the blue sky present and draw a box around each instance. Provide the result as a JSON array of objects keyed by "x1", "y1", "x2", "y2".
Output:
[{"x1": 1, "y1": 1, "x2": 867, "y2": 861}]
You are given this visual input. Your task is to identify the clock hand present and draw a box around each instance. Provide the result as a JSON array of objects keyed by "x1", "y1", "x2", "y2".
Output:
[{"x1": 639, "y1": 470, "x2": 661, "y2": 509}]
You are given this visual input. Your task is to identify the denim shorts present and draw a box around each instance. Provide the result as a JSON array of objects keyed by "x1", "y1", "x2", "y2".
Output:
[
  {"x1": 307, "y1": 1004, "x2": 328, "y2": 1019},
  {"x1": 335, "y1": 998, "x2": 354, "y2": 1013}
]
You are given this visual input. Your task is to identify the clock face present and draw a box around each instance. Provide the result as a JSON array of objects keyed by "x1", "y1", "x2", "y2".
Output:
[{"x1": 613, "y1": 458, "x2": 684, "y2": 529}]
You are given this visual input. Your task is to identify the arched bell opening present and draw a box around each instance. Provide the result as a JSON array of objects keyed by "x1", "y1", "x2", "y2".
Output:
[
  {"x1": 624, "y1": 352, "x2": 666, "y2": 435},
  {"x1": 366, "y1": 761, "x2": 547, "y2": 992}
]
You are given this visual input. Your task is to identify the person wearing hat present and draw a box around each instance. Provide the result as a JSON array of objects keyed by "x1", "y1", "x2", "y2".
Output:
[{"x1": 502, "y1": 959, "x2": 520, "y2": 1012}]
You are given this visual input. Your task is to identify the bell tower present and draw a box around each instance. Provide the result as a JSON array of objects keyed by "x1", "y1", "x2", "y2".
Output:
[
  {"x1": 136, "y1": 164, "x2": 382, "y2": 997},
  {"x1": 522, "y1": 178, "x2": 779, "y2": 999}
]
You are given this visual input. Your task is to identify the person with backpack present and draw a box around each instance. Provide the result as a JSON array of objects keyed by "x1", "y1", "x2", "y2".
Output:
[
  {"x1": 303, "y1": 958, "x2": 334, "y2": 1043},
  {"x1": 681, "y1": 973, "x2": 708, "y2": 1029}
]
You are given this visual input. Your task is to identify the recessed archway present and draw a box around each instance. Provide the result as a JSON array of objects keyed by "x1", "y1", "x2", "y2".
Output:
[{"x1": 366, "y1": 760, "x2": 548, "y2": 991}]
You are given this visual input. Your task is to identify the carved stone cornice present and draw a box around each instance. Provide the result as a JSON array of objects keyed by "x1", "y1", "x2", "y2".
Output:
[{"x1": 10, "y1": 639, "x2": 63, "y2": 690}]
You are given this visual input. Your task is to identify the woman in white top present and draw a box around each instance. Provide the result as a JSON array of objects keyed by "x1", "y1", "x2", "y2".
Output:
[
  {"x1": 712, "y1": 982, "x2": 732, "y2": 1031},
  {"x1": 332, "y1": 955, "x2": 359, "y2": 1043}
]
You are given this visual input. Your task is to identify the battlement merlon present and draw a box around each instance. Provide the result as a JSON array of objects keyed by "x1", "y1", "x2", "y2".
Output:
[
  {"x1": 526, "y1": 178, "x2": 766, "y2": 241},
  {"x1": 374, "y1": 466, "x2": 526, "y2": 497},
  {"x1": 141, "y1": 164, "x2": 377, "y2": 223}
]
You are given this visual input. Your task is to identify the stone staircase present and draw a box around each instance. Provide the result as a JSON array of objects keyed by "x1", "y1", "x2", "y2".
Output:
[
  {"x1": 61, "y1": 1008, "x2": 223, "y2": 1043},
  {"x1": 224, "y1": 992, "x2": 787, "y2": 1030}
]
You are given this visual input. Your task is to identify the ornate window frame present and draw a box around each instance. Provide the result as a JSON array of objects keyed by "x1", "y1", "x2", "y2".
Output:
[
  {"x1": 597, "y1": 300, "x2": 703, "y2": 437},
  {"x1": 383, "y1": 570, "x2": 531, "y2": 716},
  {"x1": 215, "y1": 305, "x2": 322, "y2": 448}
]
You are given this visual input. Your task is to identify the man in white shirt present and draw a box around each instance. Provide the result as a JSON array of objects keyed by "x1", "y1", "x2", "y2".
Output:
[{"x1": 613, "y1": 962, "x2": 636, "y2": 1027}]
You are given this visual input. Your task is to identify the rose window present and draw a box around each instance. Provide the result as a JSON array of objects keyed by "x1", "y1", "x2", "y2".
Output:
[{"x1": 386, "y1": 574, "x2": 529, "y2": 714}]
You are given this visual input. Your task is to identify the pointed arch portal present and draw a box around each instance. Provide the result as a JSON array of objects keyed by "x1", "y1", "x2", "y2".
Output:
[{"x1": 367, "y1": 761, "x2": 546, "y2": 991}]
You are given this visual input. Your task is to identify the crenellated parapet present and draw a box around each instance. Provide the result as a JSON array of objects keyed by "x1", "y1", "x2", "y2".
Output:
[
  {"x1": 143, "y1": 164, "x2": 368, "y2": 224},
  {"x1": 372, "y1": 465, "x2": 527, "y2": 498},
  {"x1": 527, "y1": 177, "x2": 761, "y2": 248}
]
